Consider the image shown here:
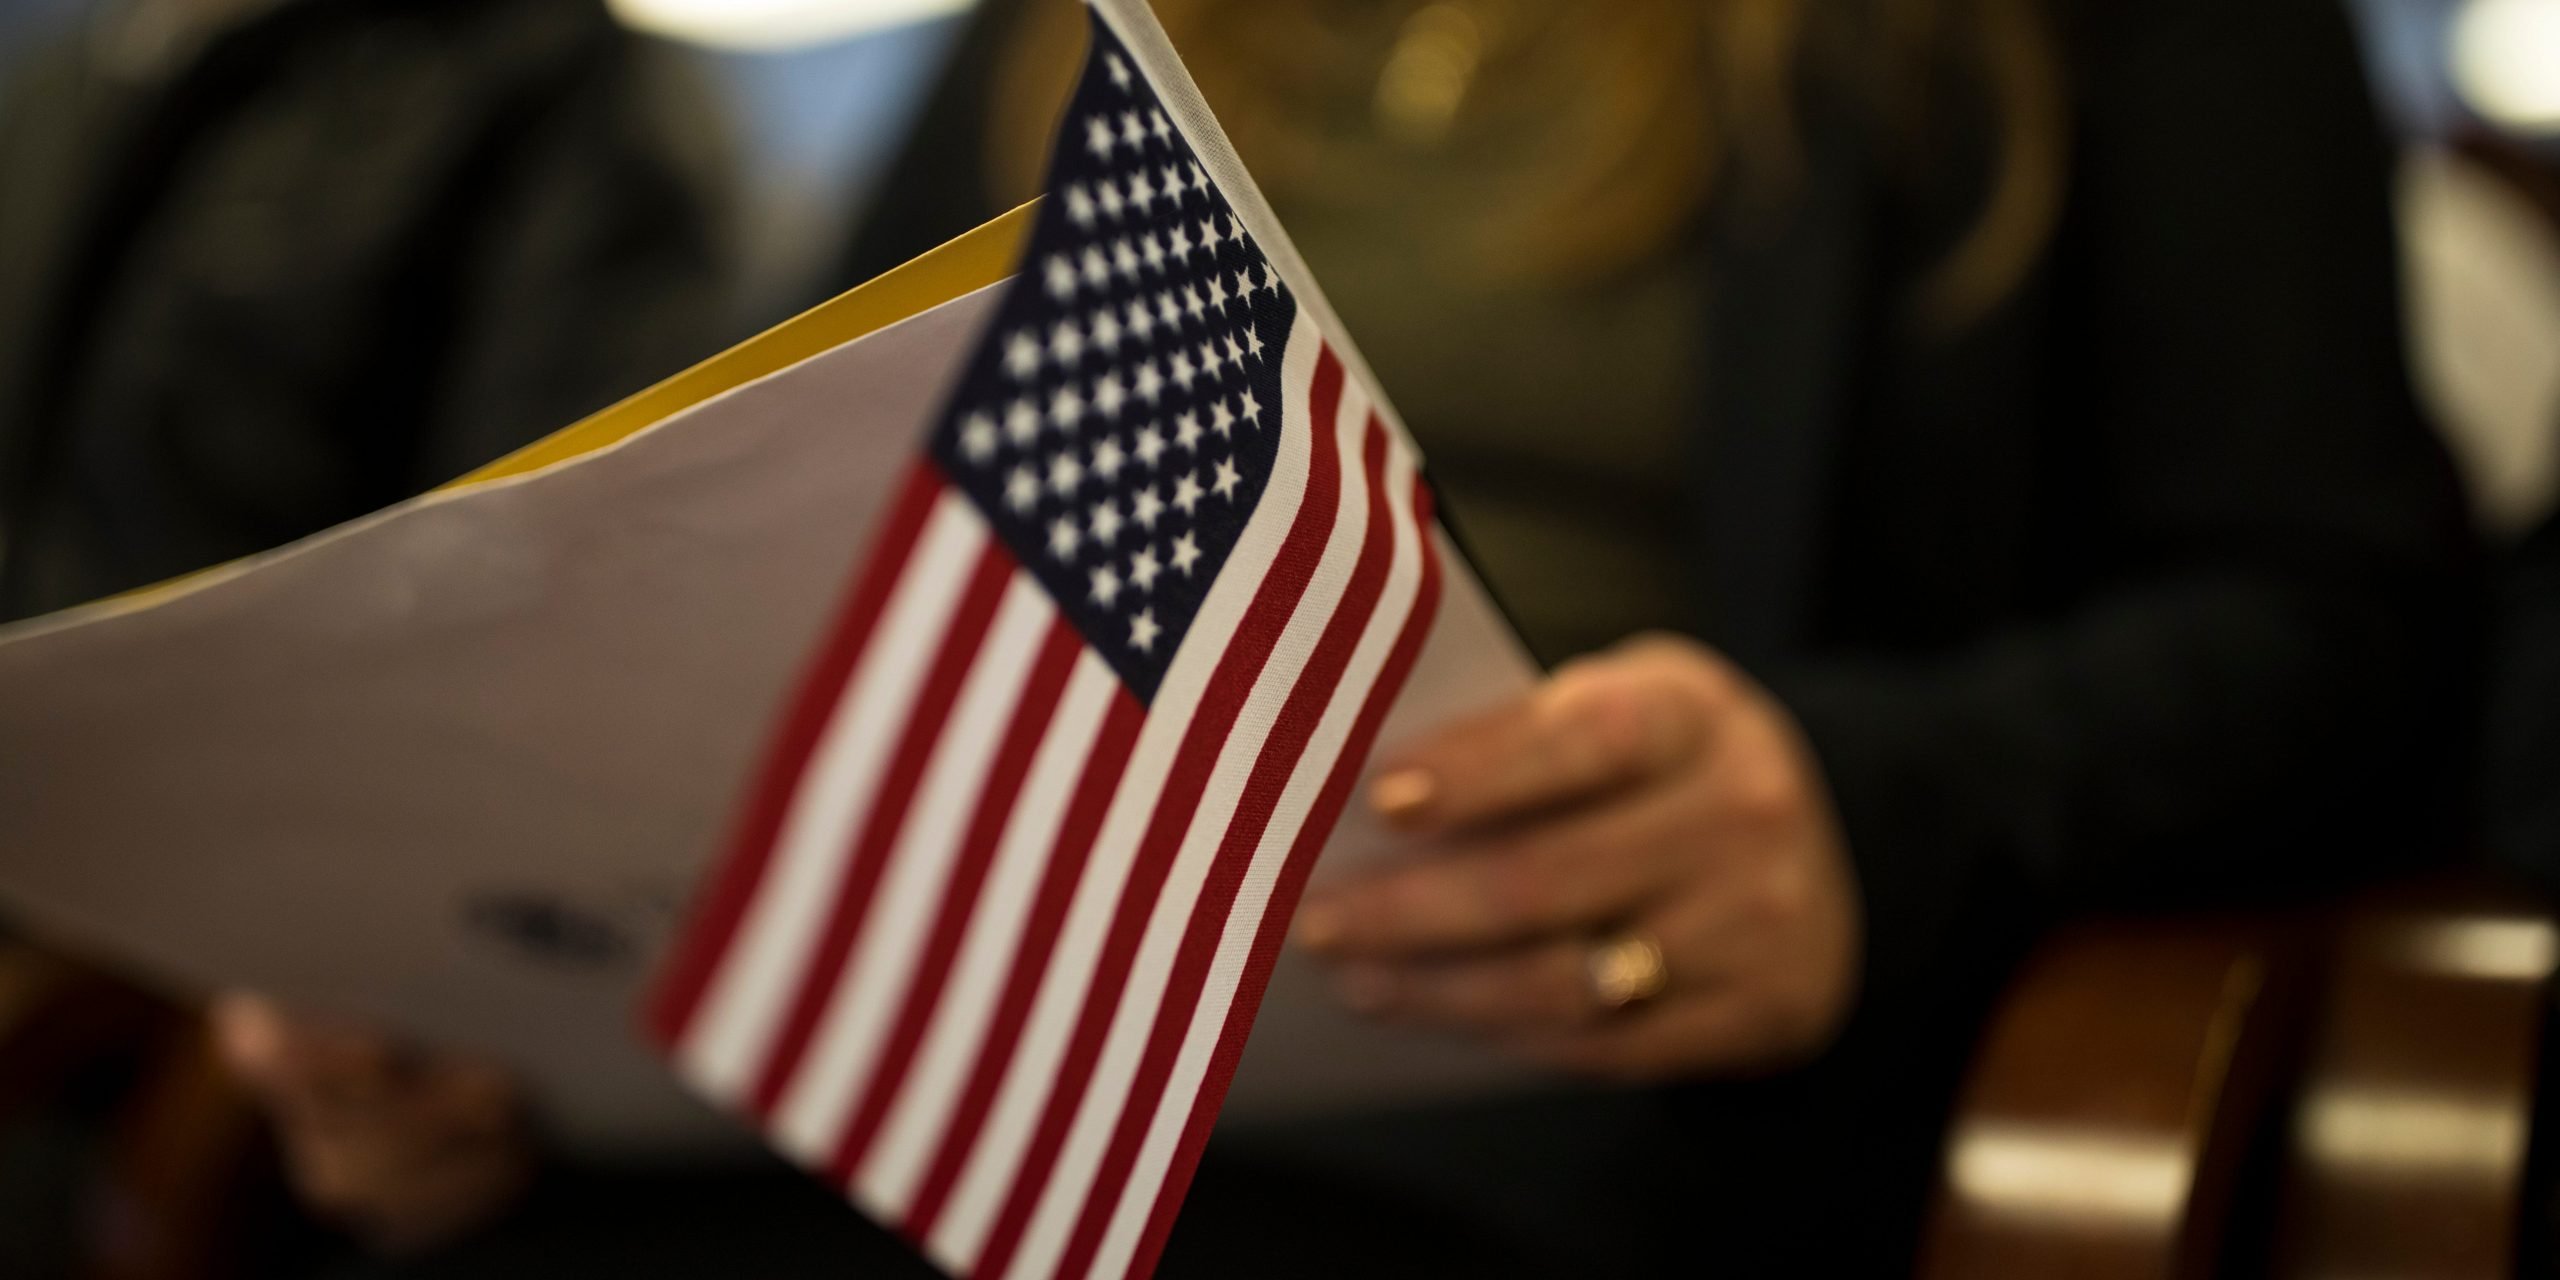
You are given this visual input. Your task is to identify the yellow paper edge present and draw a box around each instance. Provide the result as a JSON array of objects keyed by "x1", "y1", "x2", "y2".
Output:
[
  {"x1": 446, "y1": 201, "x2": 1038, "y2": 490},
  {"x1": 92, "y1": 203, "x2": 1036, "y2": 610}
]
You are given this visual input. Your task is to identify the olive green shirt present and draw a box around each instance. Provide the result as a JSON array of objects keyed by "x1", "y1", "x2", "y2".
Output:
[{"x1": 1283, "y1": 203, "x2": 1704, "y2": 667}]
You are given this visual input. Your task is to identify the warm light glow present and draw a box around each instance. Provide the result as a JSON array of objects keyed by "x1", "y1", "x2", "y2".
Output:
[
  {"x1": 606, "y1": 0, "x2": 974, "y2": 50},
  {"x1": 2396, "y1": 916, "x2": 2559, "y2": 983},
  {"x1": 2452, "y1": 0, "x2": 2560, "y2": 133},
  {"x1": 1946, "y1": 1125, "x2": 2192, "y2": 1228},
  {"x1": 2302, "y1": 1087, "x2": 2528, "y2": 1178}
]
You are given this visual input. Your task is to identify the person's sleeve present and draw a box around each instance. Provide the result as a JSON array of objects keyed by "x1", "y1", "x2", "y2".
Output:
[{"x1": 1773, "y1": 0, "x2": 2480, "y2": 1036}]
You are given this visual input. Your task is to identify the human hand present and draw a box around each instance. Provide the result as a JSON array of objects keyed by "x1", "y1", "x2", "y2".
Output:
[
  {"x1": 209, "y1": 993, "x2": 535, "y2": 1255},
  {"x1": 1294, "y1": 634, "x2": 1862, "y2": 1079}
]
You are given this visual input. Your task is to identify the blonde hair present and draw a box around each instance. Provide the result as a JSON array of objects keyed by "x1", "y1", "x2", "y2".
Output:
[{"x1": 991, "y1": 0, "x2": 2066, "y2": 328}]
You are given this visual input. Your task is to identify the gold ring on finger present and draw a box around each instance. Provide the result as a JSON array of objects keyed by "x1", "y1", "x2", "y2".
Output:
[{"x1": 1586, "y1": 930, "x2": 1669, "y2": 1012}]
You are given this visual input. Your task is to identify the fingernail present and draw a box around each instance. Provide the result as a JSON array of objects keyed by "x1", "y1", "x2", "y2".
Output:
[
  {"x1": 209, "y1": 992, "x2": 284, "y2": 1075},
  {"x1": 1370, "y1": 769, "x2": 1435, "y2": 824},
  {"x1": 1295, "y1": 900, "x2": 1345, "y2": 952}
]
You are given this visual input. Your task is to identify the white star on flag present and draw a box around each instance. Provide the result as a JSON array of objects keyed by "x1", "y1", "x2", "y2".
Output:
[
  {"x1": 1004, "y1": 331, "x2": 1041, "y2": 379},
  {"x1": 1047, "y1": 451, "x2": 1084, "y2": 496},
  {"x1": 959, "y1": 412, "x2": 999, "y2": 462},
  {"x1": 1092, "y1": 434, "x2": 1129, "y2": 479},
  {"x1": 1005, "y1": 399, "x2": 1041, "y2": 446},
  {"x1": 1049, "y1": 384, "x2": 1087, "y2": 432}
]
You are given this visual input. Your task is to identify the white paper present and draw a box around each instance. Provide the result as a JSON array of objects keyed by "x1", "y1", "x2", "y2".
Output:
[{"x1": 0, "y1": 284, "x2": 1539, "y2": 1155}]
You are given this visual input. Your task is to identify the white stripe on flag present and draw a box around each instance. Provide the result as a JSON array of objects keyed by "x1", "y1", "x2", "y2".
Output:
[
  {"x1": 676, "y1": 494, "x2": 986, "y2": 1098},
  {"x1": 770, "y1": 568, "x2": 1056, "y2": 1161},
  {"x1": 859, "y1": 647, "x2": 1122, "y2": 1213},
  {"x1": 1000, "y1": 332, "x2": 1379, "y2": 1280},
  {"x1": 1089, "y1": 440, "x2": 1426, "y2": 1280},
  {"x1": 925, "y1": 312, "x2": 1328, "y2": 1271}
]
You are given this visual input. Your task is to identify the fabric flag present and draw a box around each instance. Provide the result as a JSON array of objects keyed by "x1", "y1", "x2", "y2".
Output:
[{"x1": 645, "y1": 5, "x2": 1444, "y2": 1277}]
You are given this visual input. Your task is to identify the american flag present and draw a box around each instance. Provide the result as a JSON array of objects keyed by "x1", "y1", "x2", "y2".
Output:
[{"x1": 645, "y1": 8, "x2": 1441, "y2": 1279}]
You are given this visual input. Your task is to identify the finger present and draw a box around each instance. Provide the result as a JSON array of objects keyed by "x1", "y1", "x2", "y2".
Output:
[
  {"x1": 1299, "y1": 784, "x2": 1697, "y2": 956},
  {"x1": 1500, "y1": 992, "x2": 1772, "y2": 1082},
  {"x1": 1332, "y1": 938, "x2": 1646, "y2": 1031},
  {"x1": 268, "y1": 1036, "x2": 411, "y2": 1127},
  {"x1": 289, "y1": 1113, "x2": 415, "y2": 1217},
  {"x1": 277, "y1": 1021, "x2": 404, "y2": 1082},
  {"x1": 411, "y1": 1058, "x2": 522, "y2": 1141},
  {"x1": 271, "y1": 1064, "x2": 522, "y2": 1213},
  {"x1": 287, "y1": 1105, "x2": 526, "y2": 1251},
  {"x1": 213, "y1": 994, "x2": 402, "y2": 1089},
  {"x1": 1368, "y1": 644, "x2": 1734, "y2": 835}
]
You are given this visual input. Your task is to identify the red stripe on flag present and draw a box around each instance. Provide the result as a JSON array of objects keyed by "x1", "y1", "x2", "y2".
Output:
[
  {"x1": 901, "y1": 688, "x2": 1146, "y2": 1239},
  {"x1": 646, "y1": 461, "x2": 946, "y2": 1048},
  {"x1": 826, "y1": 616, "x2": 1086, "y2": 1185},
  {"x1": 745, "y1": 534, "x2": 1019, "y2": 1117},
  {"x1": 969, "y1": 345, "x2": 1350, "y2": 1279},
  {"x1": 1123, "y1": 474, "x2": 1444, "y2": 1280},
  {"x1": 1052, "y1": 420, "x2": 1395, "y2": 1279}
]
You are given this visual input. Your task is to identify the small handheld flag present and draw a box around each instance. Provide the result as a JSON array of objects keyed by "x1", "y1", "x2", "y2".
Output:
[{"x1": 646, "y1": 4, "x2": 1442, "y2": 1277}]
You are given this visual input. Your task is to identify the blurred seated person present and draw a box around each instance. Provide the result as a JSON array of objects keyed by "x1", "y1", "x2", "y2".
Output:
[
  {"x1": 211, "y1": 0, "x2": 2476, "y2": 1275},
  {"x1": 0, "y1": 0, "x2": 735, "y2": 1266},
  {"x1": 0, "y1": 0, "x2": 738, "y2": 619}
]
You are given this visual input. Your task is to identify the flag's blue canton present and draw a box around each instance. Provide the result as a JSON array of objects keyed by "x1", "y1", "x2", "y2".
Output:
[{"x1": 925, "y1": 19, "x2": 1296, "y2": 706}]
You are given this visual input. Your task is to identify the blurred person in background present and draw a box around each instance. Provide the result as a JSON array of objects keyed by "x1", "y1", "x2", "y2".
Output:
[
  {"x1": 869, "y1": 0, "x2": 2477, "y2": 1270},
  {"x1": 0, "y1": 0, "x2": 744, "y2": 1267},
  {"x1": 0, "y1": 0, "x2": 741, "y2": 620},
  {"x1": 177, "y1": 0, "x2": 2480, "y2": 1275}
]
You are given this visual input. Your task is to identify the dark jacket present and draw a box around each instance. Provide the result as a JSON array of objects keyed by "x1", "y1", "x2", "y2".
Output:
[
  {"x1": 839, "y1": 0, "x2": 2474, "y2": 1270},
  {"x1": 0, "y1": 0, "x2": 737, "y2": 620}
]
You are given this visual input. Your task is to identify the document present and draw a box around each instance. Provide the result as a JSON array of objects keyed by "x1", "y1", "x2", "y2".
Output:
[{"x1": 0, "y1": 205, "x2": 1539, "y2": 1156}]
